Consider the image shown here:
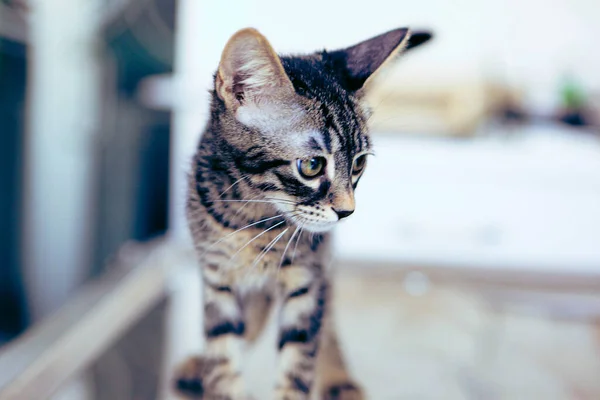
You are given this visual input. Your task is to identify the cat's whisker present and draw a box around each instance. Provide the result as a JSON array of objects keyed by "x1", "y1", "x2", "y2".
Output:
[
  {"x1": 227, "y1": 219, "x2": 287, "y2": 264},
  {"x1": 263, "y1": 197, "x2": 297, "y2": 205},
  {"x1": 203, "y1": 210, "x2": 302, "y2": 258},
  {"x1": 222, "y1": 197, "x2": 298, "y2": 216},
  {"x1": 289, "y1": 210, "x2": 312, "y2": 228},
  {"x1": 213, "y1": 199, "x2": 293, "y2": 206},
  {"x1": 234, "y1": 193, "x2": 263, "y2": 216},
  {"x1": 202, "y1": 213, "x2": 287, "y2": 254},
  {"x1": 217, "y1": 175, "x2": 249, "y2": 198},
  {"x1": 291, "y1": 225, "x2": 304, "y2": 263},
  {"x1": 277, "y1": 225, "x2": 301, "y2": 277},
  {"x1": 250, "y1": 227, "x2": 289, "y2": 270}
]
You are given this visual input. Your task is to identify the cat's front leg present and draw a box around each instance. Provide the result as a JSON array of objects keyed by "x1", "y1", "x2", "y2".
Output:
[
  {"x1": 175, "y1": 270, "x2": 247, "y2": 400},
  {"x1": 275, "y1": 264, "x2": 327, "y2": 400}
]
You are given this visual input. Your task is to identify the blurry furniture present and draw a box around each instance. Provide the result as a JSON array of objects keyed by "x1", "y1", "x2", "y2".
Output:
[
  {"x1": 95, "y1": 0, "x2": 175, "y2": 273},
  {"x1": 0, "y1": 1, "x2": 28, "y2": 44},
  {"x1": 19, "y1": 0, "x2": 175, "y2": 323},
  {"x1": 365, "y1": 79, "x2": 511, "y2": 137},
  {"x1": 0, "y1": 240, "x2": 191, "y2": 400},
  {"x1": 0, "y1": 4, "x2": 28, "y2": 343},
  {"x1": 0, "y1": 0, "x2": 176, "y2": 395}
]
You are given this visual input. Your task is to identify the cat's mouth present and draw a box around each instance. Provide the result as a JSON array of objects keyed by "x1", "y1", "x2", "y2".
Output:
[
  {"x1": 290, "y1": 217, "x2": 337, "y2": 233},
  {"x1": 283, "y1": 208, "x2": 339, "y2": 233},
  {"x1": 269, "y1": 198, "x2": 341, "y2": 232}
]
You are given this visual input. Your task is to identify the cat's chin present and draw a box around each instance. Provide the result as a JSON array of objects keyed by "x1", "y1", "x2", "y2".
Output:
[{"x1": 294, "y1": 220, "x2": 337, "y2": 233}]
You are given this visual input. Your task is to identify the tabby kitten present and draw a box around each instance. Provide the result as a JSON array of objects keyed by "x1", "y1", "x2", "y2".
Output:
[{"x1": 175, "y1": 27, "x2": 432, "y2": 400}]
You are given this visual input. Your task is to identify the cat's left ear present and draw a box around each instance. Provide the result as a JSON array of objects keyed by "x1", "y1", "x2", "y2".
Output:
[
  {"x1": 326, "y1": 28, "x2": 433, "y2": 92},
  {"x1": 216, "y1": 28, "x2": 295, "y2": 111}
]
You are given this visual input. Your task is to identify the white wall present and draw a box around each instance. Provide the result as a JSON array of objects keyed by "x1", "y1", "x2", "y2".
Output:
[{"x1": 335, "y1": 126, "x2": 600, "y2": 273}]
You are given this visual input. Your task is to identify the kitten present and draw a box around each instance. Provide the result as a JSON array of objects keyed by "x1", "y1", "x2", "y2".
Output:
[{"x1": 175, "y1": 27, "x2": 432, "y2": 400}]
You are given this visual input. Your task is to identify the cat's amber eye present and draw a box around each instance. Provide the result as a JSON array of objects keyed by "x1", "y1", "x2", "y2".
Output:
[
  {"x1": 297, "y1": 157, "x2": 326, "y2": 179},
  {"x1": 352, "y1": 154, "x2": 367, "y2": 175}
]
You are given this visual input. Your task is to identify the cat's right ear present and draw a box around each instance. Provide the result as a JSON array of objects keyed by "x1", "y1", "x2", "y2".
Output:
[
  {"x1": 326, "y1": 28, "x2": 433, "y2": 92},
  {"x1": 216, "y1": 28, "x2": 295, "y2": 111}
]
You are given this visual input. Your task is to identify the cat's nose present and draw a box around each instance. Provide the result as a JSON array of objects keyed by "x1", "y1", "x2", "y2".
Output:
[
  {"x1": 332, "y1": 191, "x2": 355, "y2": 220},
  {"x1": 333, "y1": 208, "x2": 354, "y2": 220}
]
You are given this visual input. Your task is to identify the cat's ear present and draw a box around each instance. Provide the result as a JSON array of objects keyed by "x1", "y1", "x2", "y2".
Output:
[
  {"x1": 216, "y1": 28, "x2": 295, "y2": 110},
  {"x1": 405, "y1": 30, "x2": 433, "y2": 51},
  {"x1": 327, "y1": 28, "x2": 433, "y2": 91}
]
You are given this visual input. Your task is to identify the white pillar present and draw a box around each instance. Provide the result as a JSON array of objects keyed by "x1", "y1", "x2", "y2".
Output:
[
  {"x1": 23, "y1": 0, "x2": 102, "y2": 320},
  {"x1": 168, "y1": 0, "x2": 254, "y2": 239}
]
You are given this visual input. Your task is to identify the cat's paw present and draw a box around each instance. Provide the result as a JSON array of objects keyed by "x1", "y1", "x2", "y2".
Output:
[
  {"x1": 173, "y1": 356, "x2": 246, "y2": 400},
  {"x1": 321, "y1": 382, "x2": 364, "y2": 400}
]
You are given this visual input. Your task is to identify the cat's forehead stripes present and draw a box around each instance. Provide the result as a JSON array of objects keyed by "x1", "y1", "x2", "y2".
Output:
[
  {"x1": 282, "y1": 129, "x2": 332, "y2": 156},
  {"x1": 303, "y1": 130, "x2": 331, "y2": 154},
  {"x1": 278, "y1": 55, "x2": 370, "y2": 156},
  {"x1": 307, "y1": 137, "x2": 323, "y2": 152},
  {"x1": 317, "y1": 98, "x2": 368, "y2": 173}
]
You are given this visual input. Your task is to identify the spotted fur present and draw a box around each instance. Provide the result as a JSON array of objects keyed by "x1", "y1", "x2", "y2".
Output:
[{"x1": 175, "y1": 27, "x2": 432, "y2": 400}]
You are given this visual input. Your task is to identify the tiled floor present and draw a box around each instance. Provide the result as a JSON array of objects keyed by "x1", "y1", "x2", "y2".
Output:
[
  {"x1": 244, "y1": 271, "x2": 600, "y2": 400},
  {"x1": 13, "y1": 244, "x2": 600, "y2": 400}
]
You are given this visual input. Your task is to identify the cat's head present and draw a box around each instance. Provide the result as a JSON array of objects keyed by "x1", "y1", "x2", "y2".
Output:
[{"x1": 213, "y1": 27, "x2": 432, "y2": 232}]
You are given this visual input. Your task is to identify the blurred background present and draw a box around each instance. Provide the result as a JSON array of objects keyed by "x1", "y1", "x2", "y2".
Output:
[{"x1": 1, "y1": 0, "x2": 600, "y2": 399}]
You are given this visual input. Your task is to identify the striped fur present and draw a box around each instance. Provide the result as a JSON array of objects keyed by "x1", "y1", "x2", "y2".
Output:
[{"x1": 175, "y1": 27, "x2": 432, "y2": 400}]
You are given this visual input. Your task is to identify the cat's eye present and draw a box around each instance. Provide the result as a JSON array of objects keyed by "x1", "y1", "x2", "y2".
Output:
[
  {"x1": 352, "y1": 155, "x2": 367, "y2": 175},
  {"x1": 297, "y1": 157, "x2": 326, "y2": 179}
]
